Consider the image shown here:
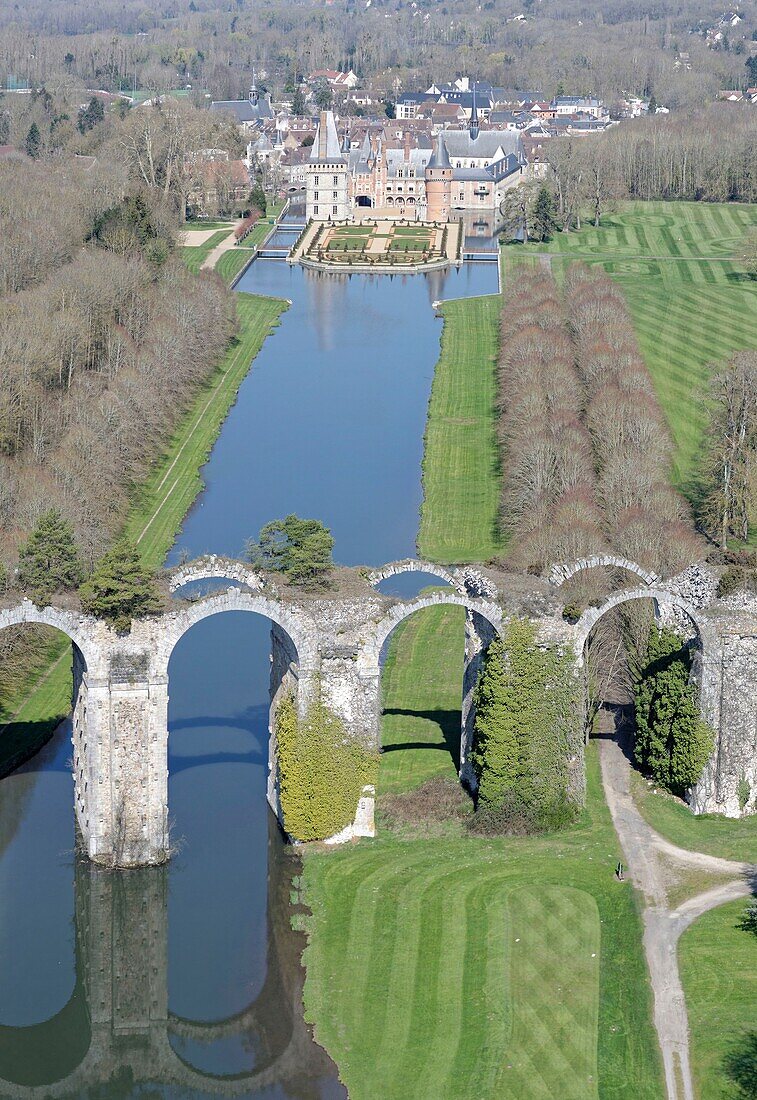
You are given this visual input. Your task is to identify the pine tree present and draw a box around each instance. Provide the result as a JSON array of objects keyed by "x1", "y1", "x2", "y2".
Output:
[
  {"x1": 25, "y1": 122, "x2": 41, "y2": 159},
  {"x1": 634, "y1": 625, "x2": 714, "y2": 796},
  {"x1": 18, "y1": 509, "x2": 83, "y2": 603},
  {"x1": 532, "y1": 185, "x2": 558, "y2": 242},
  {"x1": 249, "y1": 180, "x2": 267, "y2": 216},
  {"x1": 246, "y1": 515, "x2": 333, "y2": 587},
  {"x1": 79, "y1": 539, "x2": 162, "y2": 631}
]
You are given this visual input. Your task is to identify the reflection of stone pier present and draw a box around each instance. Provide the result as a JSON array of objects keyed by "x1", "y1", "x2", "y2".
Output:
[{"x1": 0, "y1": 816, "x2": 345, "y2": 1098}]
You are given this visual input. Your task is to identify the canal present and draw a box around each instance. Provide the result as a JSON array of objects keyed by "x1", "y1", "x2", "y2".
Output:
[{"x1": 0, "y1": 258, "x2": 498, "y2": 1097}]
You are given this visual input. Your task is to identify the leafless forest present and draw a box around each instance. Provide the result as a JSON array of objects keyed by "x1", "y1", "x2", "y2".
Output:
[{"x1": 0, "y1": 0, "x2": 755, "y2": 107}]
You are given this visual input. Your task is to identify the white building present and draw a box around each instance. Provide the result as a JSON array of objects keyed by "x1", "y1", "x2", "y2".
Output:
[{"x1": 305, "y1": 111, "x2": 350, "y2": 221}]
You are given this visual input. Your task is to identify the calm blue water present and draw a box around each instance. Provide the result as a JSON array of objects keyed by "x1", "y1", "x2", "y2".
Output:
[{"x1": 0, "y1": 257, "x2": 496, "y2": 1097}]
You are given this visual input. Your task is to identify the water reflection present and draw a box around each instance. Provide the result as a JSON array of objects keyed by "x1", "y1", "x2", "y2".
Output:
[{"x1": 0, "y1": 818, "x2": 344, "y2": 1099}]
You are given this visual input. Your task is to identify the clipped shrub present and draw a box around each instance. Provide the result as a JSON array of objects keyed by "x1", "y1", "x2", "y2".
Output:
[
  {"x1": 737, "y1": 774, "x2": 751, "y2": 812},
  {"x1": 276, "y1": 690, "x2": 378, "y2": 842}
]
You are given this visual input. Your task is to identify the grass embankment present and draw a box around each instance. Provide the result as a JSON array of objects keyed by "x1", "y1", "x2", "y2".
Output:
[
  {"x1": 303, "y1": 609, "x2": 663, "y2": 1099},
  {"x1": 124, "y1": 291, "x2": 287, "y2": 568},
  {"x1": 507, "y1": 201, "x2": 757, "y2": 530},
  {"x1": 1, "y1": 272, "x2": 287, "y2": 771},
  {"x1": 679, "y1": 899, "x2": 757, "y2": 1099},
  {"x1": 629, "y1": 770, "x2": 756, "y2": 864},
  {"x1": 180, "y1": 228, "x2": 230, "y2": 274},
  {"x1": 418, "y1": 296, "x2": 503, "y2": 563}
]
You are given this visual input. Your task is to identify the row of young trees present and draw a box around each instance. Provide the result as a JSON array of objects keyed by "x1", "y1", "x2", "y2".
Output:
[{"x1": 496, "y1": 264, "x2": 700, "y2": 577}]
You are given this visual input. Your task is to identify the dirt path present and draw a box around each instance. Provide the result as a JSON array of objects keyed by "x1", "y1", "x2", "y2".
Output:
[
  {"x1": 598, "y1": 732, "x2": 755, "y2": 1100},
  {"x1": 200, "y1": 228, "x2": 238, "y2": 271}
]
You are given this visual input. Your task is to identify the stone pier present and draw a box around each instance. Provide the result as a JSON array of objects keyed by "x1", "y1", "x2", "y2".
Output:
[{"x1": 0, "y1": 555, "x2": 753, "y2": 866}]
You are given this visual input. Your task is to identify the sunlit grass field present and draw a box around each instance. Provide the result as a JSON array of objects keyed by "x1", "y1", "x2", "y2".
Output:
[
  {"x1": 679, "y1": 898, "x2": 757, "y2": 1100},
  {"x1": 303, "y1": 607, "x2": 662, "y2": 1100},
  {"x1": 510, "y1": 201, "x2": 757, "y2": 511}
]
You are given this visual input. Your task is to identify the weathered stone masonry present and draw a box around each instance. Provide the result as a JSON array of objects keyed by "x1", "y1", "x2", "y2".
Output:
[{"x1": 0, "y1": 555, "x2": 754, "y2": 867}]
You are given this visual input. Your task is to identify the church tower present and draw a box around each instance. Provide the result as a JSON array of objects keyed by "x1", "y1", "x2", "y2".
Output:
[{"x1": 424, "y1": 134, "x2": 452, "y2": 222}]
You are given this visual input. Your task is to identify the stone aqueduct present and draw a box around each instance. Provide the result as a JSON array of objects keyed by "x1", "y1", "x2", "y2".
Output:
[{"x1": 0, "y1": 554, "x2": 754, "y2": 867}]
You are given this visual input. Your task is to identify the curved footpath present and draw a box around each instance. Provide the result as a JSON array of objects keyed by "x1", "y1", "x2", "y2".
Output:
[{"x1": 599, "y1": 733, "x2": 756, "y2": 1100}]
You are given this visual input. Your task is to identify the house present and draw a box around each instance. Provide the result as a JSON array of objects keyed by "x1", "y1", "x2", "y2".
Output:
[
  {"x1": 550, "y1": 95, "x2": 607, "y2": 119},
  {"x1": 188, "y1": 157, "x2": 250, "y2": 214},
  {"x1": 309, "y1": 69, "x2": 359, "y2": 91},
  {"x1": 718, "y1": 89, "x2": 744, "y2": 101},
  {"x1": 210, "y1": 81, "x2": 273, "y2": 132}
]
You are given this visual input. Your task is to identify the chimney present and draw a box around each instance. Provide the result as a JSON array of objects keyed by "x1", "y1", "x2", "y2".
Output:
[{"x1": 403, "y1": 129, "x2": 411, "y2": 162}]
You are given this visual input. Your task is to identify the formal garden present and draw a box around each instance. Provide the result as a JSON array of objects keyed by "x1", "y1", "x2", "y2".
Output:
[{"x1": 298, "y1": 218, "x2": 458, "y2": 269}]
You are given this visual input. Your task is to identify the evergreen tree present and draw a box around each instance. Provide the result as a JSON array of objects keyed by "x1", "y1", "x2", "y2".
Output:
[
  {"x1": 634, "y1": 626, "x2": 715, "y2": 796},
  {"x1": 79, "y1": 539, "x2": 162, "y2": 631},
  {"x1": 292, "y1": 87, "x2": 306, "y2": 116},
  {"x1": 531, "y1": 186, "x2": 558, "y2": 241},
  {"x1": 77, "y1": 95, "x2": 105, "y2": 134},
  {"x1": 247, "y1": 515, "x2": 334, "y2": 587},
  {"x1": 18, "y1": 509, "x2": 83, "y2": 603},
  {"x1": 249, "y1": 180, "x2": 267, "y2": 216},
  {"x1": 25, "y1": 122, "x2": 41, "y2": 159}
]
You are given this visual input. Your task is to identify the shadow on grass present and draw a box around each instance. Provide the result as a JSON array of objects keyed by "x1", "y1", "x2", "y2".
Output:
[
  {"x1": 382, "y1": 707, "x2": 461, "y2": 770},
  {"x1": 722, "y1": 1029, "x2": 757, "y2": 1098}
]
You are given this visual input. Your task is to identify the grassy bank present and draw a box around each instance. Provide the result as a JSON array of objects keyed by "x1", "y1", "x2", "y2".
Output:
[
  {"x1": 0, "y1": 635, "x2": 72, "y2": 779},
  {"x1": 180, "y1": 228, "x2": 230, "y2": 274},
  {"x1": 679, "y1": 898, "x2": 757, "y2": 1099},
  {"x1": 509, "y1": 201, "x2": 757, "y2": 520},
  {"x1": 302, "y1": 607, "x2": 663, "y2": 1100},
  {"x1": 124, "y1": 291, "x2": 287, "y2": 567},
  {"x1": 629, "y1": 770, "x2": 756, "y2": 863},
  {"x1": 418, "y1": 296, "x2": 503, "y2": 563}
]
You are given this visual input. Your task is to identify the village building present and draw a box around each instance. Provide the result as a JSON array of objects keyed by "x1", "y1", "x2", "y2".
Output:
[
  {"x1": 305, "y1": 111, "x2": 351, "y2": 220},
  {"x1": 209, "y1": 80, "x2": 273, "y2": 133}
]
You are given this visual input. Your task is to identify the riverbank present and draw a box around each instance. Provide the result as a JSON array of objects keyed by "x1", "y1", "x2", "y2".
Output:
[
  {"x1": 0, "y1": 285, "x2": 288, "y2": 774},
  {"x1": 417, "y1": 294, "x2": 503, "y2": 563}
]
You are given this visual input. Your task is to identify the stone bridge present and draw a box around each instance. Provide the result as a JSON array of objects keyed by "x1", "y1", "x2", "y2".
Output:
[{"x1": 0, "y1": 555, "x2": 754, "y2": 866}]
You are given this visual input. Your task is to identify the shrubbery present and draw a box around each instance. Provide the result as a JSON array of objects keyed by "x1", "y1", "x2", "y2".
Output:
[
  {"x1": 471, "y1": 619, "x2": 580, "y2": 833},
  {"x1": 634, "y1": 625, "x2": 714, "y2": 797},
  {"x1": 275, "y1": 689, "x2": 378, "y2": 842}
]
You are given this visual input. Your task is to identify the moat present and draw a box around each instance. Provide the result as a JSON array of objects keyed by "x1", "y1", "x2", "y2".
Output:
[{"x1": 0, "y1": 258, "x2": 498, "y2": 1096}]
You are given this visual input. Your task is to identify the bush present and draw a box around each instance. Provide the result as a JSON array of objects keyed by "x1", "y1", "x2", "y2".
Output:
[
  {"x1": 634, "y1": 625, "x2": 715, "y2": 796},
  {"x1": 738, "y1": 774, "x2": 751, "y2": 812},
  {"x1": 466, "y1": 788, "x2": 578, "y2": 837},
  {"x1": 380, "y1": 776, "x2": 470, "y2": 835},
  {"x1": 246, "y1": 514, "x2": 334, "y2": 588},
  {"x1": 717, "y1": 566, "x2": 756, "y2": 598},
  {"x1": 79, "y1": 539, "x2": 162, "y2": 632},
  {"x1": 276, "y1": 690, "x2": 378, "y2": 842}
]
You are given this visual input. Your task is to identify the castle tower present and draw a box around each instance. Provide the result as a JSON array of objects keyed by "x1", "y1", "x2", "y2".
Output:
[
  {"x1": 305, "y1": 110, "x2": 350, "y2": 221},
  {"x1": 425, "y1": 133, "x2": 452, "y2": 222}
]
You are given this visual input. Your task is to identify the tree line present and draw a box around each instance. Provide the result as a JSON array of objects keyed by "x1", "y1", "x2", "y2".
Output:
[{"x1": 496, "y1": 263, "x2": 700, "y2": 579}]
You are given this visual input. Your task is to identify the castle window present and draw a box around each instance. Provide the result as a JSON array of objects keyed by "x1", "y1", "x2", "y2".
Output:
[
  {"x1": 333, "y1": 175, "x2": 339, "y2": 185},
  {"x1": 397, "y1": 168, "x2": 403, "y2": 178},
  {"x1": 314, "y1": 175, "x2": 320, "y2": 185},
  {"x1": 332, "y1": 205, "x2": 338, "y2": 215},
  {"x1": 315, "y1": 192, "x2": 319, "y2": 201},
  {"x1": 314, "y1": 205, "x2": 319, "y2": 214}
]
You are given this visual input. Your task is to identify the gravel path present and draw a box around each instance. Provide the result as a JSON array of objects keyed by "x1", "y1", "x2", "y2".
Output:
[{"x1": 598, "y1": 732, "x2": 755, "y2": 1100}]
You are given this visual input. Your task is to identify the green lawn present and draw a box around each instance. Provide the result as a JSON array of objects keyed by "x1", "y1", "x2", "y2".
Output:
[
  {"x1": 679, "y1": 898, "x2": 757, "y2": 1099},
  {"x1": 215, "y1": 248, "x2": 254, "y2": 286},
  {"x1": 124, "y1": 292, "x2": 288, "y2": 568},
  {"x1": 513, "y1": 201, "x2": 757, "y2": 513},
  {"x1": 302, "y1": 607, "x2": 663, "y2": 1100},
  {"x1": 180, "y1": 229, "x2": 230, "y2": 274},
  {"x1": 184, "y1": 219, "x2": 234, "y2": 232},
  {"x1": 629, "y1": 771, "x2": 756, "y2": 863},
  {"x1": 379, "y1": 603, "x2": 465, "y2": 794},
  {"x1": 418, "y1": 295, "x2": 503, "y2": 563}
]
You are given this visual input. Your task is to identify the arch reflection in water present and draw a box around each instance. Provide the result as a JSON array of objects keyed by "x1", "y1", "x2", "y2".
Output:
[{"x1": 0, "y1": 823, "x2": 344, "y2": 1099}]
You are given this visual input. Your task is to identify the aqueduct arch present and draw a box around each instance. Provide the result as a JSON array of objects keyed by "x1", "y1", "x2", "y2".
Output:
[{"x1": 0, "y1": 555, "x2": 752, "y2": 866}]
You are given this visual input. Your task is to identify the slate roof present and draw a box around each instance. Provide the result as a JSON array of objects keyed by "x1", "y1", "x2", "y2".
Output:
[
  {"x1": 210, "y1": 97, "x2": 273, "y2": 123},
  {"x1": 309, "y1": 111, "x2": 346, "y2": 164},
  {"x1": 440, "y1": 129, "x2": 523, "y2": 161}
]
